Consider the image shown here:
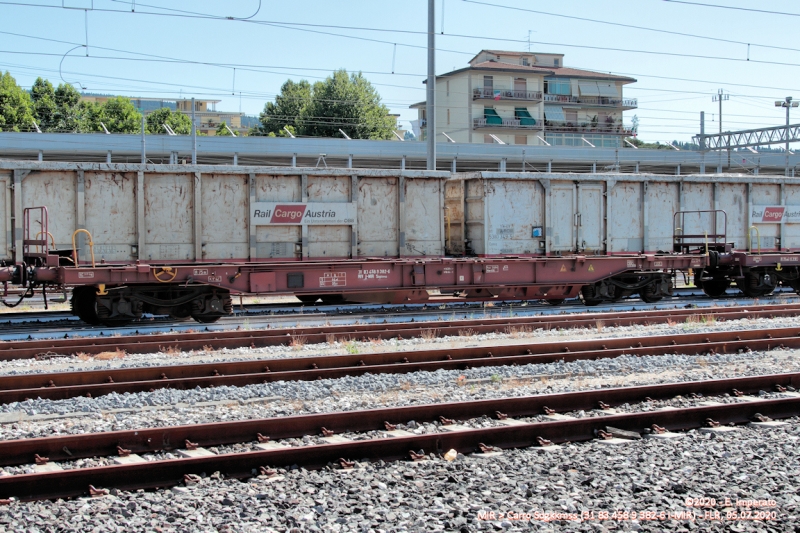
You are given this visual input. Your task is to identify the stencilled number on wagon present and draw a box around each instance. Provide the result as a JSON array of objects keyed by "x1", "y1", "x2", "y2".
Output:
[
  {"x1": 485, "y1": 265, "x2": 499, "y2": 273},
  {"x1": 78, "y1": 272, "x2": 95, "y2": 279},
  {"x1": 208, "y1": 276, "x2": 222, "y2": 283},
  {"x1": 627, "y1": 260, "x2": 637, "y2": 268},
  {"x1": 358, "y1": 268, "x2": 391, "y2": 281},
  {"x1": 194, "y1": 269, "x2": 209, "y2": 276},
  {"x1": 320, "y1": 272, "x2": 346, "y2": 287}
]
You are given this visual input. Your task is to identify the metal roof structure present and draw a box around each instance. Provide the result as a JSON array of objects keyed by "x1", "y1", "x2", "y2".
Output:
[{"x1": 1, "y1": 132, "x2": 798, "y2": 175}]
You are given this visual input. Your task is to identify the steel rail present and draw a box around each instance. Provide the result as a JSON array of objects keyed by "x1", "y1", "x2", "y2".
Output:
[
  {"x1": 3, "y1": 326, "x2": 800, "y2": 404},
  {"x1": 0, "y1": 375, "x2": 798, "y2": 501},
  {"x1": 3, "y1": 326, "x2": 800, "y2": 403},
  {"x1": 5, "y1": 372, "x2": 797, "y2": 466},
  {"x1": 3, "y1": 302, "x2": 800, "y2": 362}
]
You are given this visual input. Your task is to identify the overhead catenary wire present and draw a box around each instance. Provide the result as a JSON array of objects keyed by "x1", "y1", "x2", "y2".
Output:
[
  {"x1": 462, "y1": 0, "x2": 800, "y2": 54},
  {"x1": 0, "y1": 3, "x2": 795, "y2": 144},
  {"x1": 2, "y1": 2, "x2": 800, "y2": 68},
  {"x1": 661, "y1": 0, "x2": 800, "y2": 17}
]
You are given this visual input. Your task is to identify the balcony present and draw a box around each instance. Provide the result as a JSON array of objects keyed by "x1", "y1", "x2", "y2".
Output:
[
  {"x1": 543, "y1": 94, "x2": 637, "y2": 109},
  {"x1": 473, "y1": 87, "x2": 543, "y2": 101},
  {"x1": 473, "y1": 118, "x2": 539, "y2": 129},
  {"x1": 544, "y1": 123, "x2": 634, "y2": 136}
]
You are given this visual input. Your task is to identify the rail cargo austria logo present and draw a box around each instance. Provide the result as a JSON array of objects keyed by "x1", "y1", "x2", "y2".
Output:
[
  {"x1": 270, "y1": 204, "x2": 307, "y2": 223},
  {"x1": 251, "y1": 202, "x2": 356, "y2": 226},
  {"x1": 752, "y1": 206, "x2": 785, "y2": 223}
]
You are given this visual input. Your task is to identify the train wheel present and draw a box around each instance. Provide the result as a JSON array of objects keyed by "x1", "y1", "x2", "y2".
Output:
[
  {"x1": 192, "y1": 315, "x2": 222, "y2": 324},
  {"x1": 95, "y1": 302, "x2": 133, "y2": 327},
  {"x1": 580, "y1": 286, "x2": 603, "y2": 306},
  {"x1": 71, "y1": 287, "x2": 102, "y2": 326},
  {"x1": 544, "y1": 299, "x2": 565, "y2": 306},
  {"x1": 639, "y1": 283, "x2": 663, "y2": 303},
  {"x1": 701, "y1": 278, "x2": 730, "y2": 298},
  {"x1": 736, "y1": 273, "x2": 775, "y2": 298}
]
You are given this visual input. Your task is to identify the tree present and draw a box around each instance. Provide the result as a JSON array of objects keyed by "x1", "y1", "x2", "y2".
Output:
[
  {"x1": 257, "y1": 79, "x2": 311, "y2": 135},
  {"x1": 302, "y1": 70, "x2": 395, "y2": 139},
  {"x1": 0, "y1": 71, "x2": 34, "y2": 132},
  {"x1": 146, "y1": 107, "x2": 192, "y2": 135},
  {"x1": 54, "y1": 83, "x2": 82, "y2": 132},
  {"x1": 76, "y1": 100, "x2": 104, "y2": 133},
  {"x1": 215, "y1": 121, "x2": 233, "y2": 136},
  {"x1": 31, "y1": 77, "x2": 57, "y2": 131},
  {"x1": 266, "y1": 124, "x2": 295, "y2": 138},
  {"x1": 99, "y1": 96, "x2": 142, "y2": 133}
]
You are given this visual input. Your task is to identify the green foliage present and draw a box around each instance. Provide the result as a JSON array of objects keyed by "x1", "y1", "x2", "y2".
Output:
[
  {"x1": 257, "y1": 79, "x2": 311, "y2": 136},
  {"x1": 76, "y1": 101, "x2": 104, "y2": 133},
  {"x1": 344, "y1": 341, "x2": 359, "y2": 354},
  {"x1": 54, "y1": 83, "x2": 82, "y2": 132},
  {"x1": 215, "y1": 121, "x2": 233, "y2": 136},
  {"x1": 146, "y1": 107, "x2": 192, "y2": 135},
  {"x1": 303, "y1": 70, "x2": 395, "y2": 140},
  {"x1": 266, "y1": 124, "x2": 296, "y2": 138},
  {"x1": 0, "y1": 71, "x2": 34, "y2": 132},
  {"x1": 31, "y1": 77, "x2": 57, "y2": 131},
  {"x1": 77, "y1": 96, "x2": 142, "y2": 134},
  {"x1": 256, "y1": 71, "x2": 394, "y2": 140},
  {"x1": 100, "y1": 96, "x2": 142, "y2": 133}
]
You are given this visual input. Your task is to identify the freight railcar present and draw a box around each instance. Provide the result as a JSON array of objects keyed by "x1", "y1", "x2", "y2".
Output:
[{"x1": 0, "y1": 161, "x2": 795, "y2": 326}]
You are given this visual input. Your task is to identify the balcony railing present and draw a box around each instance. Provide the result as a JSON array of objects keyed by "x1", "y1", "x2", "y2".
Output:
[
  {"x1": 544, "y1": 123, "x2": 634, "y2": 136},
  {"x1": 473, "y1": 118, "x2": 539, "y2": 129},
  {"x1": 543, "y1": 94, "x2": 637, "y2": 108},
  {"x1": 473, "y1": 87, "x2": 543, "y2": 101}
]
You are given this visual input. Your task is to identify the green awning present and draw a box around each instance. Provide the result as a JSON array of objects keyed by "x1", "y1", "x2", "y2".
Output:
[
  {"x1": 484, "y1": 108, "x2": 502, "y2": 125},
  {"x1": 515, "y1": 107, "x2": 536, "y2": 126}
]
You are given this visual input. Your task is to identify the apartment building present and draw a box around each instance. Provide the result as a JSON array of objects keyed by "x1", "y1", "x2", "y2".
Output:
[
  {"x1": 80, "y1": 95, "x2": 247, "y2": 136},
  {"x1": 411, "y1": 50, "x2": 637, "y2": 147}
]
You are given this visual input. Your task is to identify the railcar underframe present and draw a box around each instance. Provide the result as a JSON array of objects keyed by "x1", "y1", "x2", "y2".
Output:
[{"x1": 0, "y1": 253, "x2": 705, "y2": 325}]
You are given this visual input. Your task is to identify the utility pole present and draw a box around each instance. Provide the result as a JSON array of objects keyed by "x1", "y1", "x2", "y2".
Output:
[
  {"x1": 191, "y1": 97, "x2": 197, "y2": 165},
  {"x1": 699, "y1": 111, "x2": 705, "y2": 174},
  {"x1": 776, "y1": 96, "x2": 798, "y2": 176},
  {"x1": 712, "y1": 89, "x2": 729, "y2": 169},
  {"x1": 426, "y1": 0, "x2": 436, "y2": 171}
]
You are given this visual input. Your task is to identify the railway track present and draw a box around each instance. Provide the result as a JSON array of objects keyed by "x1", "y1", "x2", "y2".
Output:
[
  {"x1": 2, "y1": 301, "x2": 800, "y2": 362},
  {"x1": 3, "y1": 325, "x2": 800, "y2": 403},
  {"x1": 1, "y1": 373, "x2": 797, "y2": 502},
  {"x1": 1, "y1": 287, "x2": 795, "y2": 341}
]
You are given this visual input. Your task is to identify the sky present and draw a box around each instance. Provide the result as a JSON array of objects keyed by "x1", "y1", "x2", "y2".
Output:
[{"x1": 0, "y1": 0, "x2": 799, "y2": 146}]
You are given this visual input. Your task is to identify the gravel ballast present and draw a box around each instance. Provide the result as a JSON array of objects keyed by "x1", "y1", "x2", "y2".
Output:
[
  {"x1": 1, "y1": 315, "x2": 799, "y2": 531},
  {"x1": 1, "y1": 421, "x2": 797, "y2": 532}
]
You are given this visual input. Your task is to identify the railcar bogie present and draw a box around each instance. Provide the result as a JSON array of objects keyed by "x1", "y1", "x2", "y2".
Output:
[{"x1": 70, "y1": 284, "x2": 232, "y2": 326}]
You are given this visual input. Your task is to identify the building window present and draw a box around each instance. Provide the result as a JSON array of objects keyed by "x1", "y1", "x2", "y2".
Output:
[
  {"x1": 447, "y1": 109, "x2": 450, "y2": 125},
  {"x1": 484, "y1": 134, "x2": 493, "y2": 144},
  {"x1": 483, "y1": 76, "x2": 493, "y2": 89},
  {"x1": 565, "y1": 110, "x2": 578, "y2": 124},
  {"x1": 515, "y1": 135, "x2": 527, "y2": 145},
  {"x1": 521, "y1": 57, "x2": 529, "y2": 66},
  {"x1": 554, "y1": 58, "x2": 560, "y2": 67},
  {"x1": 545, "y1": 78, "x2": 571, "y2": 95}
]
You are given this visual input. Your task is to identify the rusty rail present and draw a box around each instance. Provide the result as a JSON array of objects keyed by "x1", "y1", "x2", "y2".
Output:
[
  {"x1": 0, "y1": 374, "x2": 798, "y2": 501},
  {"x1": 4, "y1": 302, "x2": 800, "y2": 362},
  {"x1": 3, "y1": 326, "x2": 800, "y2": 403}
]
